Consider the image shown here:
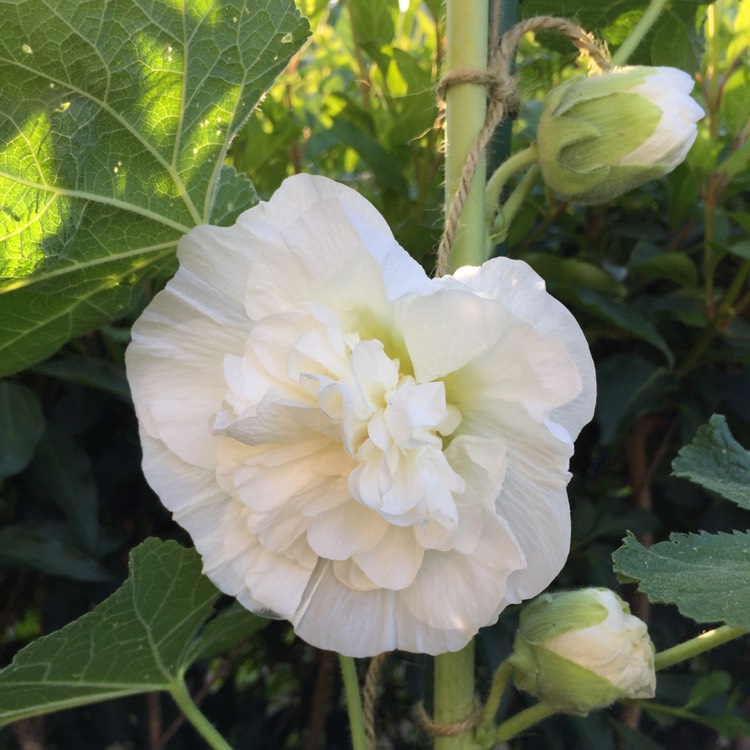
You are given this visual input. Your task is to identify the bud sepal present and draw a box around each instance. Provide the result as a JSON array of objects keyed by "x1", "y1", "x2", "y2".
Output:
[{"x1": 509, "y1": 588, "x2": 656, "y2": 715}]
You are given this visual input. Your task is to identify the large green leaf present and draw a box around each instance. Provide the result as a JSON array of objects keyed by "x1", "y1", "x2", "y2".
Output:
[
  {"x1": 613, "y1": 531, "x2": 750, "y2": 629},
  {"x1": 0, "y1": 538, "x2": 221, "y2": 725},
  {"x1": 672, "y1": 415, "x2": 750, "y2": 511},
  {"x1": 0, "y1": 0, "x2": 309, "y2": 376}
]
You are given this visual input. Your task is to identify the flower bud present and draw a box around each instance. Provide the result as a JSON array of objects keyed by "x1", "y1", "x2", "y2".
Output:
[
  {"x1": 509, "y1": 588, "x2": 656, "y2": 714},
  {"x1": 536, "y1": 66, "x2": 705, "y2": 204}
]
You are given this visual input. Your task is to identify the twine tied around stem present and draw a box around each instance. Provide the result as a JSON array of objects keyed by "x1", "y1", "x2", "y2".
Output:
[
  {"x1": 363, "y1": 653, "x2": 388, "y2": 750},
  {"x1": 414, "y1": 699, "x2": 485, "y2": 738},
  {"x1": 435, "y1": 15, "x2": 611, "y2": 277}
]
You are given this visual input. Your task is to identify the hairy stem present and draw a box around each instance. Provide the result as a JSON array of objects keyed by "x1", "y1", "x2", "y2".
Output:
[
  {"x1": 494, "y1": 703, "x2": 556, "y2": 743},
  {"x1": 491, "y1": 164, "x2": 540, "y2": 243},
  {"x1": 655, "y1": 626, "x2": 747, "y2": 671},
  {"x1": 169, "y1": 679, "x2": 232, "y2": 750},
  {"x1": 486, "y1": 144, "x2": 538, "y2": 231},
  {"x1": 479, "y1": 660, "x2": 513, "y2": 733}
]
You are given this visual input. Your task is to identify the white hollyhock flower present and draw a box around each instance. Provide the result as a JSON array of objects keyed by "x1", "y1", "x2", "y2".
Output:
[{"x1": 126, "y1": 175, "x2": 596, "y2": 657}]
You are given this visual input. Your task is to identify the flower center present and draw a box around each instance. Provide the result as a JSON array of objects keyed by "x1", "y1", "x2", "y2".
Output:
[
  {"x1": 324, "y1": 339, "x2": 464, "y2": 528},
  {"x1": 216, "y1": 305, "x2": 465, "y2": 530}
]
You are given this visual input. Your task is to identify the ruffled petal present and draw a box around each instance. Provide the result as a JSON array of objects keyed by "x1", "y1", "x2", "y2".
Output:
[
  {"x1": 401, "y1": 515, "x2": 525, "y2": 636},
  {"x1": 352, "y1": 526, "x2": 424, "y2": 590},
  {"x1": 127, "y1": 174, "x2": 596, "y2": 657},
  {"x1": 451, "y1": 258, "x2": 596, "y2": 440},
  {"x1": 306, "y1": 501, "x2": 390, "y2": 560}
]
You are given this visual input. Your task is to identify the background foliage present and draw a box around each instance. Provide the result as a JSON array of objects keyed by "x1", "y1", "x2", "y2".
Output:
[{"x1": 1, "y1": 0, "x2": 749, "y2": 748}]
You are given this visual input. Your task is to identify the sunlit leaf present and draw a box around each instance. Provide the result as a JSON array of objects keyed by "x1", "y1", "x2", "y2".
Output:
[{"x1": 0, "y1": 0, "x2": 309, "y2": 375}]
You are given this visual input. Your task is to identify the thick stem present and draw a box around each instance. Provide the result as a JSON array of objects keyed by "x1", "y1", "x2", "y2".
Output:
[
  {"x1": 610, "y1": 0, "x2": 669, "y2": 66},
  {"x1": 655, "y1": 626, "x2": 747, "y2": 671},
  {"x1": 169, "y1": 679, "x2": 232, "y2": 750},
  {"x1": 434, "y1": 643, "x2": 477, "y2": 750},
  {"x1": 444, "y1": 0, "x2": 490, "y2": 270},
  {"x1": 339, "y1": 655, "x2": 368, "y2": 750}
]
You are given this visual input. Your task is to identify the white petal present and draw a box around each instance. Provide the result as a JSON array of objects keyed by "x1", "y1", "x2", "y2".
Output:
[
  {"x1": 353, "y1": 526, "x2": 424, "y2": 590},
  {"x1": 403, "y1": 288, "x2": 508, "y2": 383},
  {"x1": 401, "y1": 517, "x2": 525, "y2": 634},
  {"x1": 451, "y1": 258, "x2": 596, "y2": 440},
  {"x1": 126, "y1": 297, "x2": 245, "y2": 468},
  {"x1": 242, "y1": 546, "x2": 315, "y2": 619},
  {"x1": 234, "y1": 175, "x2": 429, "y2": 323},
  {"x1": 496, "y1": 447, "x2": 571, "y2": 605},
  {"x1": 306, "y1": 501, "x2": 389, "y2": 560},
  {"x1": 224, "y1": 439, "x2": 352, "y2": 514},
  {"x1": 140, "y1": 432, "x2": 262, "y2": 602}
]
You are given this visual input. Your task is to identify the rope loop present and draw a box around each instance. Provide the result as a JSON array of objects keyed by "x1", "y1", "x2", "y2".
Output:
[
  {"x1": 414, "y1": 700, "x2": 484, "y2": 737},
  {"x1": 435, "y1": 16, "x2": 610, "y2": 276}
]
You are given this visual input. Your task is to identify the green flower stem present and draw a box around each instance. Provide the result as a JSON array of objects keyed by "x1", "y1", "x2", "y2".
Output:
[
  {"x1": 485, "y1": 144, "x2": 539, "y2": 231},
  {"x1": 491, "y1": 164, "x2": 541, "y2": 244},
  {"x1": 444, "y1": 0, "x2": 490, "y2": 271},
  {"x1": 434, "y1": 642, "x2": 477, "y2": 749},
  {"x1": 654, "y1": 626, "x2": 747, "y2": 671},
  {"x1": 610, "y1": 0, "x2": 669, "y2": 66},
  {"x1": 677, "y1": 258, "x2": 750, "y2": 376},
  {"x1": 339, "y1": 655, "x2": 368, "y2": 750},
  {"x1": 169, "y1": 678, "x2": 233, "y2": 750},
  {"x1": 479, "y1": 660, "x2": 513, "y2": 733},
  {"x1": 494, "y1": 702, "x2": 557, "y2": 743}
]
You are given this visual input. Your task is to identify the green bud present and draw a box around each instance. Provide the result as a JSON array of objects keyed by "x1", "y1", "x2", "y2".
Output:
[
  {"x1": 509, "y1": 588, "x2": 656, "y2": 715},
  {"x1": 536, "y1": 66, "x2": 705, "y2": 204}
]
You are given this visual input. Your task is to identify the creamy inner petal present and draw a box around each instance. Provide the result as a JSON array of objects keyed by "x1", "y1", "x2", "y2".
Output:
[{"x1": 211, "y1": 302, "x2": 483, "y2": 591}]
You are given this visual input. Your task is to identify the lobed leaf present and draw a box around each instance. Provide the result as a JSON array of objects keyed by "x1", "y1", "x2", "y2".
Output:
[
  {"x1": 672, "y1": 414, "x2": 750, "y2": 510},
  {"x1": 613, "y1": 531, "x2": 750, "y2": 629},
  {"x1": 0, "y1": 0, "x2": 309, "y2": 375},
  {"x1": 0, "y1": 538, "x2": 218, "y2": 725}
]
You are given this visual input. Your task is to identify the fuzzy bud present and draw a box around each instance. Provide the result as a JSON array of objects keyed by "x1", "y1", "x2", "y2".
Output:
[
  {"x1": 536, "y1": 66, "x2": 705, "y2": 204},
  {"x1": 509, "y1": 588, "x2": 656, "y2": 714}
]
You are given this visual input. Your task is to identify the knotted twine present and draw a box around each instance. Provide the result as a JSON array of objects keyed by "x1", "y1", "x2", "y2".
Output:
[
  {"x1": 435, "y1": 16, "x2": 611, "y2": 278},
  {"x1": 363, "y1": 653, "x2": 388, "y2": 750}
]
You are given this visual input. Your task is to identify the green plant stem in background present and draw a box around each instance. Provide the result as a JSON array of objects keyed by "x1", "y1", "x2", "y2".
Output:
[
  {"x1": 444, "y1": 0, "x2": 490, "y2": 271},
  {"x1": 339, "y1": 655, "x2": 368, "y2": 750},
  {"x1": 494, "y1": 702, "x2": 557, "y2": 743},
  {"x1": 654, "y1": 626, "x2": 747, "y2": 671},
  {"x1": 169, "y1": 678, "x2": 233, "y2": 750},
  {"x1": 491, "y1": 164, "x2": 541, "y2": 244},
  {"x1": 610, "y1": 0, "x2": 669, "y2": 66},
  {"x1": 434, "y1": 643, "x2": 477, "y2": 749},
  {"x1": 485, "y1": 144, "x2": 538, "y2": 233},
  {"x1": 478, "y1": 660, "x2": 513, "y2": 734},
  {"x1": 678, "y1": 258, "x2": 750, "y2": 375}
]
